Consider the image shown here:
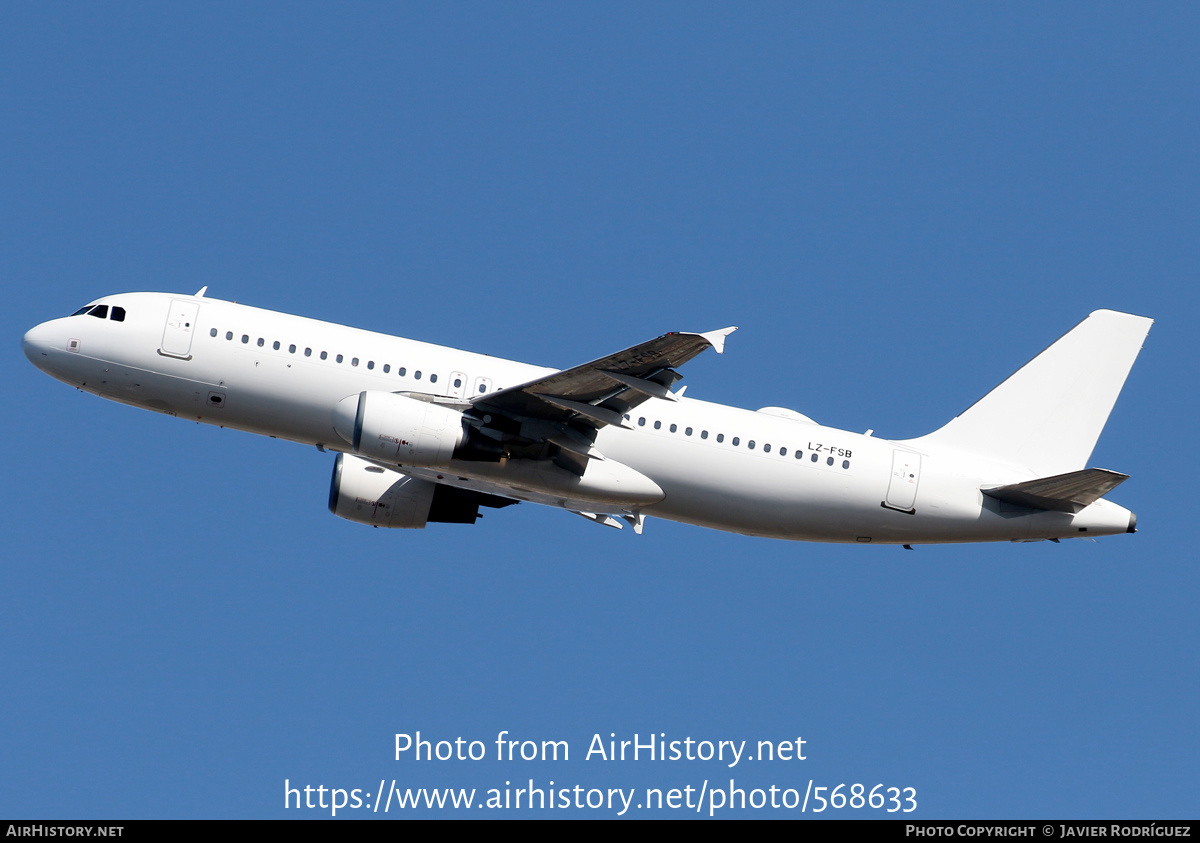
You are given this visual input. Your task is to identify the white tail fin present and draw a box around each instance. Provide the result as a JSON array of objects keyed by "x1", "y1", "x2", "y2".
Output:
[{"x1": 912, "y1": 309, "x2": 1152, "y2": 476}]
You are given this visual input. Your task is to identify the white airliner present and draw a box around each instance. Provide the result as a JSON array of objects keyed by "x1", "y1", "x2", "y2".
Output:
[{"x1": 23, "y1": 290, "x2": 1151, "y2": 545}]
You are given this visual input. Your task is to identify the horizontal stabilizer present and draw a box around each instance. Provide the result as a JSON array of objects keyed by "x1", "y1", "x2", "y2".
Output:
[{"x1": 983, "y1": 468, "x2": 1129, "y2": 513}]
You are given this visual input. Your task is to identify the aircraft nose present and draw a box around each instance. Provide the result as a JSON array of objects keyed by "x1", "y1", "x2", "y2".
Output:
[{"x1": 22, "y1": 321, "x2": 55, "y2": 369}]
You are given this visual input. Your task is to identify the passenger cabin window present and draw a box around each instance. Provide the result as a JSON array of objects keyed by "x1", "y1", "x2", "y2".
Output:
[
  {"x1": 430, "y1": 374, "x2": 438, "y2": 384},
  {"x1": 210, "y1": 328, "x2": 217, "y2": 337},
  {"x1": 226, "y1": 331, "x2": 233, "y2": 340}
]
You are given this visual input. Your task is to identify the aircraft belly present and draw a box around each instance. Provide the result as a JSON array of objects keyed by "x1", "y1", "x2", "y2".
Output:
[
  {"x1": 76, "y1": 356, "x2": 219, "y2": 417},
  {"x1": 71, "y1": 336, "x2": 345, "y2": 446},
  {"x1": 599, "y1": 429, "x2": 882, "y2": 541},
  {"x1": 435, "y1": 457, "x2": 663, "y2": 507}
]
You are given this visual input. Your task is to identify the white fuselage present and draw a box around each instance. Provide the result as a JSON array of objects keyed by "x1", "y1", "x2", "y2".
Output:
[{"x1": 23, "y1": 292, "x2": 1137, "y2": 544}]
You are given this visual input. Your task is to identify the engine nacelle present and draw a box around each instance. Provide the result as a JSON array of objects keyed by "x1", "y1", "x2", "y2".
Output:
[
  {"x1": 328, "y1": 453, "x2": 519, "y2": 528},
  {"x1": 332, "y1": 391, "x2": 465, "y2": 466},
  {"x1": 328, "y1": 453, "x2": 437, "y2": 528}
]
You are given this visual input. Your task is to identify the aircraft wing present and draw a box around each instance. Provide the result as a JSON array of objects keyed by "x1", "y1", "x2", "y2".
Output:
[
  {"x1": 465, "y1": 326, "x2": 736, "y2": 475},
  {"x1": 471, "y1": 326, "x2": 737, "y2": 428}
]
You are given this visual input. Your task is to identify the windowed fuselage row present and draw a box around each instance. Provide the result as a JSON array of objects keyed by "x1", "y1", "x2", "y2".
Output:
[
  {"x1": 625, "y1": 413, "x2": 852, "y2": 470},
  {"x1": 207, "y1": 317, "x2": 847, "y2": 471},
  {"x1": 207, "y1": 325, "x2": 486, "y2": 394}
]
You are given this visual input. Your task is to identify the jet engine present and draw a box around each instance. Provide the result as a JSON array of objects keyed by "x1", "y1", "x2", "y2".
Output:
[
  {"x1": 328, "y1": 453, "x2": 518, "y2": 528},
  {"x1": 328, "y1": 453, "x2": 438, "y2": 528},
  {"x1": 332, "y1": 391, "x2": 465, "y2": 466}
]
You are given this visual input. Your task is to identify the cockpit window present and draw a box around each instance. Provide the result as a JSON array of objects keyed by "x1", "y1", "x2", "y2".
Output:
[{"x1": 70, "y1": 303, "x2": 126, "y2": 321}]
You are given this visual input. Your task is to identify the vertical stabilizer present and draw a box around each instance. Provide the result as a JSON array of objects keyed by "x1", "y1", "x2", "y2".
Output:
[{"x1": 913, "y1": 310, "x2": 1152, "y2": 476}]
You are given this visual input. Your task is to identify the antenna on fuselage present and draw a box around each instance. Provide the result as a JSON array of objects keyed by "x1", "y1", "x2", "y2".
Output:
[{"x1": 195, "y1": 286, "x2": 208, "y2": 297}]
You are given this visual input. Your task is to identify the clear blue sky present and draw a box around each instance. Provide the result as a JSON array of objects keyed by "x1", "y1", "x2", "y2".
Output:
[{"x1": 3, "y1": 3, "x2": 1197, "y2": 819}]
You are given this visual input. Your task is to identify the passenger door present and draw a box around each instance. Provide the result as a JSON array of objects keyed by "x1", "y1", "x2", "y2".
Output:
[
  {"x1": 160, "y1": 300, "x2": 200, "y2": 360},
  {"x1": 883, "y1": 450, "x2": 921, "y2": 513}
]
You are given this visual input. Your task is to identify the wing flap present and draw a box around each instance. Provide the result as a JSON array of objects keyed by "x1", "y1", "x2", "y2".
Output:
[
  {"x1": 533, "y1": 394, "x2": 631, "y2": 429},
  {"x1": 982, "y1": 468, "x2": 1129, "y2": 513}
]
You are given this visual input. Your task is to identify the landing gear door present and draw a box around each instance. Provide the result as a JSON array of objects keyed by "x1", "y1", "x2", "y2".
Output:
[
  {"x1": 883, "y1": 450, "x2": 921, "y2": 513},
  {"x1": 160, "y1": 299, "x2": 200, "y2": 360}
]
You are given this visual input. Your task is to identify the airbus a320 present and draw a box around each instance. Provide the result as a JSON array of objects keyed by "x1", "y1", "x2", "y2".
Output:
[{"x1": 23, "y1": 291, "x2": 1151, "y2": 545}]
